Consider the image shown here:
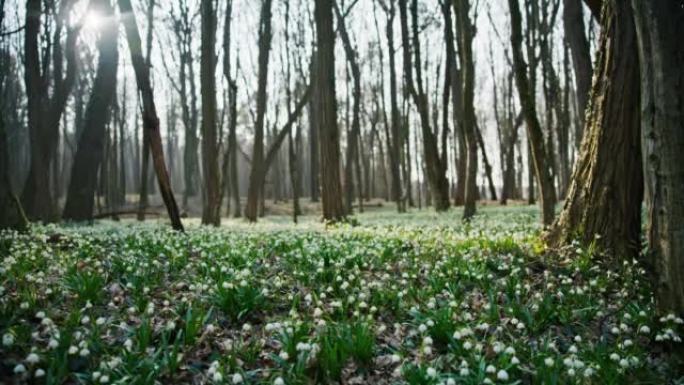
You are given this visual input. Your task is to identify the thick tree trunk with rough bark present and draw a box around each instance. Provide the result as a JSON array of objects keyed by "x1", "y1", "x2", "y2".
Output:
[
  {"x1": 63, "y1": 0, "x2": 119, "y2": 222},
  {"x1": 200, "y1": 0, "x2": 221, "y2": 225},
  {"x1": 314, "y1": 0, "x2": 346, "y2": 222},
  {"x1": 508, "y1": 0, "x2": 557, "y2": 225},
  {"x1": 546, "y1": 0, "x2": 642, "y2": 258},
  {"x1": 632, "y1": 0, "x2": 684, "y2": 314},
  {"x1": 118, "y1": 0, "x2": 184, "y2": 231}
]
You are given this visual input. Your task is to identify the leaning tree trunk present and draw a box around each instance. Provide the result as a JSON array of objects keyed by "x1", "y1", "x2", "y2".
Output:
[
  {"x1": 632, "y1": 0, "x2": 684, "y2": 314},
  {"x1": 118, "y1": 0, "x2": 184, "y2": 231},
  {"x1": 508, "y1": 0, "x2": 557, "y2": 226},
  {"x1": 63, "y1": 0, "x2": 119, "y2": 222},
  {"x1": 546, "y1": 0, "x2": 642, "y2": 258},
  {"x1": 314, "y1": 0, "x2": 345, "y2": 222}
]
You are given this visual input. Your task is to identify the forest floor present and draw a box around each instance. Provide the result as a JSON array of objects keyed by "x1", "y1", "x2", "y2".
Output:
[{"x1": 1, "y1": 206, "x2": 683, "y2": 384}]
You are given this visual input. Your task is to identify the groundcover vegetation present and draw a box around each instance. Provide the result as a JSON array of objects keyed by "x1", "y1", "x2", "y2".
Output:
[{"x1": 0, "y1": 207, "x2": 682, "y2": 384}]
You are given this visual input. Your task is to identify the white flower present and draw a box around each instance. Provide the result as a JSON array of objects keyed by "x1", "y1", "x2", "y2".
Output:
[
  {"x1": 212, "y1": 372, "x2": 223, "y2": 382},
  {"x1": 447, "y1": 379, "x2": 456, "y2": 385},
  {"x1": 486, "y1": 365, "x2": 496, "y2": 374},
  {"x1": 274, "y1": 377, "x2": 285, "y2": 385},
  {"x1": 390, "y1": 354, "x2": 401, "y2": 363},
  {"x1": 2, "y1": 333, "x2": 14, "y2": 347},
  {"x1": 79, "y1": 348, "x2": 90, "y2": 357},
  {"x1": 418, "y1": 324, "x2": 427, "y2": 333},
  {"x1": 544, "y1": 357, "x2": 554, "y2": 367},
  {"x1": 231, "y1": 372, "x2": 243, "y2": 383},
  {"x1": 426, "y1": 367, "x2": 437, "y2": 378},
  {"x1": 423, "y1": 336, "x2": 433, "y2": 346},
  {"x1": 619, "y1": 358, "x2": 629, "y2": 368},
  {"x1": 81, "y1": 316, "x2": 90, "y2": 325},
  {"x1": 511, "y1": 356, "x2": 520, "y2": 365},
  {"x1": 279, "y1": 351, "x2": 289, "y2": 360},
  {"x1": 496, "y1": 369, "x2": 509, "y2": 381},
  {"x1": 639, "y1": 325, "x2": 651, "y2": 334},
  {"x1": 35, "y1": 368, "x2": 45, "y2": 378},
  {"x1": 96, "y1": 317, "x2": 106, "y2": 326},
  {"x1": 583, "y1": 367, "x2": 595, "y2": 377},
  {"x1": 68, "y1": 345, "x2": 78, "y2": 355},
  {"x1": 26, "y1": 353, "x2": 40, "y2": 364},
  {"x1": 609, "y1": 353, "x2": 620, "y2": 361},
  {"x1": 48, "y1": 339, "x2": 59, "y2": 349},
  {"x1": 100, "y1": 375, "x2": 110, "y2": 383},
  {"x1": 124, "y1": 339, "x2": 133, "y2": 351},
  {"x1": 14, "y1": 364, "x2": 27, "y2": 374},
  {"x1": 242, "y1": 323, "x2": 252, "y2": 332},
  {"x1": 459, "y1": 367, "x2": 470, "y2": 376},
  {"x1": 313, "y1": 308, "x2": 323, "y2": 318}
]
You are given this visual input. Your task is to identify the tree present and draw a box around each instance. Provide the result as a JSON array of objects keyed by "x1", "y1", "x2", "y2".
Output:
[
  {"x1": 314, "y1": 0, "x2": 346, "y2": 222},
  {"x1": 508, "y1": 0, "x2": 557, "y2": 225},
  {"x1": 118, "y1": 0, "x2": 184, "y2": 231},
  {"x1": 137, "y1": 0, "x2": 156, "y2": 221},
  {"x1": 200, "y1": 0, "x2": 221, "y2": 225},
  {"x1": 222, "y1": 0, "x2": 241, "y2": 218},
  {"x1": 453, "y1": 0, "x2": 478, "y2": 220},
  {"x1": 333, "y1": 1, "x2": 362, "y2": 214},
  {"x1": 563, "y1": 0, "x2": 592, "y2": 132},
  {"x1": 245, "y1": 0, "x2": 274, "y2": 222},
  {"x1": 0, "y1": 116, "x2": 27, "y2": 231},
  {"x1": 376, "y1": 0, "x2": 405, "y2": 213},
  {"x1": 63, "y1": 0, "x2": 119, "y2": 222},
  {"x1": 399, "y1": 0, "x2": 450, "y2": 211},
  {"x1": 632, "y1": 0, "x2": 684, "y2": 314},
  {"x1": 22, "y1": 0, "x2": 80, "y2": 222},
  {"x1": 546, "y1": 0, "x2": 642, "y2": 257}
]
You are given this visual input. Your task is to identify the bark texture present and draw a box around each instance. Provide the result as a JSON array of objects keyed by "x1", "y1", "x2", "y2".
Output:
[
  {"x1": 546, "y1": 0, "x2": 642, "y2": 258},
  {"x1": 200, "y1": 0, "x2": 221, "y2": 225},
  {"x1": 314, "y1": 0, "x2": 346, "y2": 222},
  {"x1": 632, "y1": 0, "x2": 684, "y2": 314}
]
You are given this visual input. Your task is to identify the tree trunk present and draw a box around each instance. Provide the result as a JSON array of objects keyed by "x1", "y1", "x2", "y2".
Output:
[
  {"x1": 399, "y1": 0, "x2": 450, "y2": 211},
  {"x1": 63, "y1": 0, "x2": 119, "y2": 222},
  {"x1": 546, "y1": 0, "x2": 642, "y2": 258},
  {"x1": 22, "y1": 0, "x2": 79, "y2": 222},
  {"x1": 200, "y1": 0, "x2": 221, "y2": 226},
  {"x1": 137, "y1": 0, "x2": 155, "y2": 221},
  {"x1": 0, "y1": 113, "x2": 28, "y2": 231},
  {"x1": 245, "y1": 0, "x2": 273, "y2": 222},
  {"x1": 563, "y1": 0, "x2": 593, "y2": 135},
  {"x1": 334, "y1": 1, "x2": 362, "y2": 215},
  {"x1": 508, "y1": 0, "x2": 557, "y2": 225},
  {"x1": 242, "y1": 88, "x2": 311, "y2": 222},
  {"x1": 118, "y1": 0, "x2": 184, "y2": 232},
  {"x1": 308, "y1": 55, "x2": 320, "y2": 203},
  {"x1": 314, "y1": 0, "x2": 345, "y2": 222},
  {"x1": 454, "y1": 0, "x2": 478, "y2": 219},
  {"x1": 632, "y1": 0, "x2": 684, "y2": 314}
]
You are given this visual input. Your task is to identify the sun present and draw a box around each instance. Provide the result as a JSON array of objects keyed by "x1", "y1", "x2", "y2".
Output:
[{"x1": 83, "y1": 10, "x2": 104, "y2": 31}]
